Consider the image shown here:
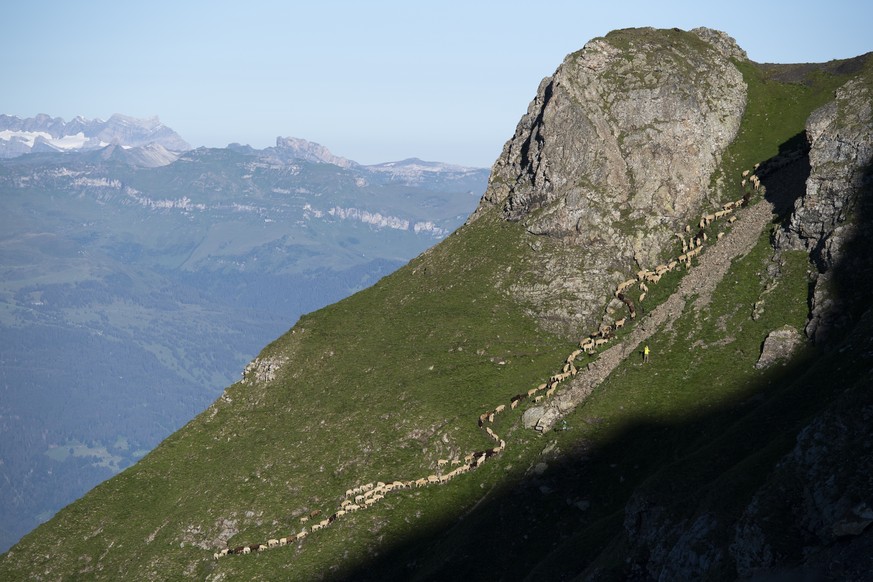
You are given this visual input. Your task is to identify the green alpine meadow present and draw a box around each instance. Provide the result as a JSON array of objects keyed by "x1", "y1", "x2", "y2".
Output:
[{"x1": 2, "y1": 27, "x2": 872, "y2": 581}]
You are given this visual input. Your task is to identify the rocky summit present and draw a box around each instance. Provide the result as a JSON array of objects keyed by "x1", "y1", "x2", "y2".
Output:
[{"x1": 1, "y1": 27, "x2": 872, "y2": 581}]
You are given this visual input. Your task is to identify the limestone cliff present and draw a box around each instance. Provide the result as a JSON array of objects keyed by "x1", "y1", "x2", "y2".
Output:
[
  {"x1": 777, "y1": 68, "x2": 873, "y2": 343},
  {"x1": 470, "y1": 27, "x2": 747, "y2": 334}
]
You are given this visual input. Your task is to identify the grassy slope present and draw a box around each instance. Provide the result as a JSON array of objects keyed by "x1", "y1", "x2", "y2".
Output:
[{"x1": 1, "y1": 47, "x2": 866, "y2": 581}]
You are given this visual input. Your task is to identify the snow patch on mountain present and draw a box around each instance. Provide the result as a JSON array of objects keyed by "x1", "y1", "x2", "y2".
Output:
[{"x1": 0, "y1": 114, "x2": 190, "y2": 159}]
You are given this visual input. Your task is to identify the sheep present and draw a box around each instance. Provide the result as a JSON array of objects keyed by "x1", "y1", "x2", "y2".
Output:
[
  {"x1": 312, "y1": 523, "x2": 324, "y2": 532},
  {"x1": 615, "y1": 317, "x2": 626, "y2": 329},
  {"x1": 362, "y1": 483, "x2": 374, "y2": 492},
  {"x1": 268, "y1": 538, "x2": 279, "y2": 548},
  {"x1": 376, "y1": 481, "x2": 386, "y2": 488},
  {"x1": 741, "y1": 178, "x2": 747, "y2": 188},
  {"x1": 427, "y1": 474, "x2": 439, "y2": 484},
  {"x1": 478, "y1": 413, "x2": 488, "y2": 427},
  {"x1": 495, "y1": 404, "x2": 506, "y2": 414},
  {"x1": 242, "y1": 546, "x2": 252, "y2": 555},
  {"x1": 297, "y1": 530, "x2": 308, "y2": 540},
  {"x1": 355, "y1": 494, "x2": 365, "y2": 503},
  {"x1": 685, "y1": 224, "x2": 692, "y2": 233},
  {"x1": 729, "y1": 215, "x2": 737, "y2": 223},
  {"x1": 345, "y1": 488, "x2": 354, "y2": 497},
  {"x1": 639, "y1": 292, "x2": 647, "y2": 302},
  {"x1": 300, "y1": 516, "x2": 309, "y2": 524},
  {"x1": 488, "y1": 412, "x2": 495, "y2": 423},
  {"x1": 438, "y1": 458, "x2": 448, "y2": 467},
  {"x1": 668, "y1": 260, "x2": 677, "y2": 270},
  {"x1": 714, "y1": 209, "x2": 728, "y2": 219},
  {"x1": 415, "y1": 477, "x2": 428, "y2": 487},
  {"x1": 562, "y1": 363, "x2": 572, "y2": 374},
  {"x1": 699, "y1": 218, "x2": 706, "y2": 229},
  {"x1": 546, "y1": 386, "x2": 556, "y2": 398},
  {"x1": 742, "y1": 169, "x2": 750, "y2": 177},
  {"x1": 528, "y1": 386, "x2": 539, "y2": 397},
  {"x1": 319, "y1": 518, "x2": 330, "y2": 528},
  {"x1": 594, "y1": 338, "x2": 608, "y2": 347},
  {"x1": 639, "y1": 282, "x2": 649, "y2": 293},
  {"x1": 718, "y1": 232, "x2": 724, "y2": 240},
  {"x1": 655, "y1": 264, "x2": 669, "y2": 275},
  {"x1": 534, "y1": 395, "x2": 543, "y2": 403},
  {"x1": 279, "y1": 537, "x2": 289, "y2": 546}
]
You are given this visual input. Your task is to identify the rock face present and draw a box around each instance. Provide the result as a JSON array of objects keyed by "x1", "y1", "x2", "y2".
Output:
[
  {"x1": 731, "y1": 358, "x2": 873, "y2": 579},
  {"x1": 470, "y1": 28, "x2": 747, "y2": 335},
  {"x1": 776, "y1": 72, "x2": 873, "y2": 344},
  {"x1": 755, "y1": 325, "x2": 803, "y2": 369},
  {"x1": 605, "y1": 64, "x2": 873, "y2": 581}
]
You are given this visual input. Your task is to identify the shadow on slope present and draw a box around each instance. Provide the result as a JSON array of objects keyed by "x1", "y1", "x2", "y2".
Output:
[{"x1": 326, "y1": 160, "x2": 873, "y2": 581}]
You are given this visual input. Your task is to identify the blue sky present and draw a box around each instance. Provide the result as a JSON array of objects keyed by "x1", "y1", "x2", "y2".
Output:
[{"x1": 3, "y1": 0, "x2": 871, "y2": 167}]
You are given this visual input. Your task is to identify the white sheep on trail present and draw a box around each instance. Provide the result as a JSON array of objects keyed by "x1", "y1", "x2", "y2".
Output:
[
  {"x1": 495, "y1": 404, "x2": 506, "y2": 414},
  {"x1": 718, "y1": 232, "x2": 724, "y2": 240},
  {"x1": 728, "y1": 215, "x2": 737, "y2": 223},
  {"x1": 438, "y1": 459, "x2": 448, "y2": 467},
  {"x1": 615, "y1": 318, "x2": 626, "y2": 329},
  {"x1": 742, "y1": 169, "x2": 750, "y2": 177},
  {"x1": 268, "y1": 539, "x2": 279, "y2": 548},
  {"x1": 639, "y1": 282, "x2": 649, "y2": 293},
  {"x1": 639, "y1": 292, "x2": 647, "y2": 302}
]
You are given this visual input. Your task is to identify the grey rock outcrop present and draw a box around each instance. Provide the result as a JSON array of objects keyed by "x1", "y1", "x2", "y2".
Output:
[
  {"x1": 469, "y1": 28, "x2": 747, "y2": 335},
  {"x1": 730, "y1": 357, "x2": 873, "y2": 579},
  {"x1": 776, "y1": 72, "x2": 873, "y2": 343},
  {"x1": 755, "y1": 324, "x2": 804, "y2": 369}
]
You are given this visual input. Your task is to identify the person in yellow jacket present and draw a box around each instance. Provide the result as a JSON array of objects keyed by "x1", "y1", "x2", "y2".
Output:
[{"x1": 643, "y1": 344, "x2": 650, "y2": 363}]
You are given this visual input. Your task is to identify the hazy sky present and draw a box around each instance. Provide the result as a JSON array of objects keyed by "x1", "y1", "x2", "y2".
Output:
[{"x1": 4, "y1": 0, "x2": 871, "y2": 167}]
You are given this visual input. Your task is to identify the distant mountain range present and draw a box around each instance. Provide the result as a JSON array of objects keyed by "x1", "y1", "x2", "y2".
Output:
[
  {"x1": 0, "y1": 116, "x2": 489, "y2": 552},
  {"x1": 0, "y1": 113, "x2": 191, "y2": 158}
]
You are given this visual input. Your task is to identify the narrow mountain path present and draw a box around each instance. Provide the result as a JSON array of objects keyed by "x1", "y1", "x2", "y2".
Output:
[
  {"x1": 216, "y1": 169, "x2": 772, "y2": 558},
  {"x1": 533, "y1": 194, "x2": 776, "y2": 432}
]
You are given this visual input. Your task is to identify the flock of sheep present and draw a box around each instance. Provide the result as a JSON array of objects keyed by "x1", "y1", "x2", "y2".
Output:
[{"x1": 214, "y1": 167, "x2": 761, "y2": 560}]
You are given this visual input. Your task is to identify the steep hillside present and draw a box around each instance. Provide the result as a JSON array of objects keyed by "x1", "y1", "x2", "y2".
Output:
[{"x1": 2, "y1": 28, "x2": 871, "y2": 581}]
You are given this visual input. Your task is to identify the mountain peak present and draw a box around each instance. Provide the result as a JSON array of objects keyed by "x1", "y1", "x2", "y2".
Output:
[
  {"x1": 0, "y1": 113, "x2": 191, "y2": 159},
  {"x1": 273, "y1": 136, "x2": 357, "y2": 168}
]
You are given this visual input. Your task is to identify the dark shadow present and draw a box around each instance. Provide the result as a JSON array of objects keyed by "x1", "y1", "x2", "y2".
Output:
[
  {"x1": 760, "y1": 130, "x2": 811, "y2": 221},
  {"x1": 324, "y1": 157, "x2": 873, "y2": 579}
]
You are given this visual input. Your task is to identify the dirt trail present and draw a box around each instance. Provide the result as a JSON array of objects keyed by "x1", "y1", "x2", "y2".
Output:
[{"x1": 534, "y1": 197, "x2": 776, "y2": 432}]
